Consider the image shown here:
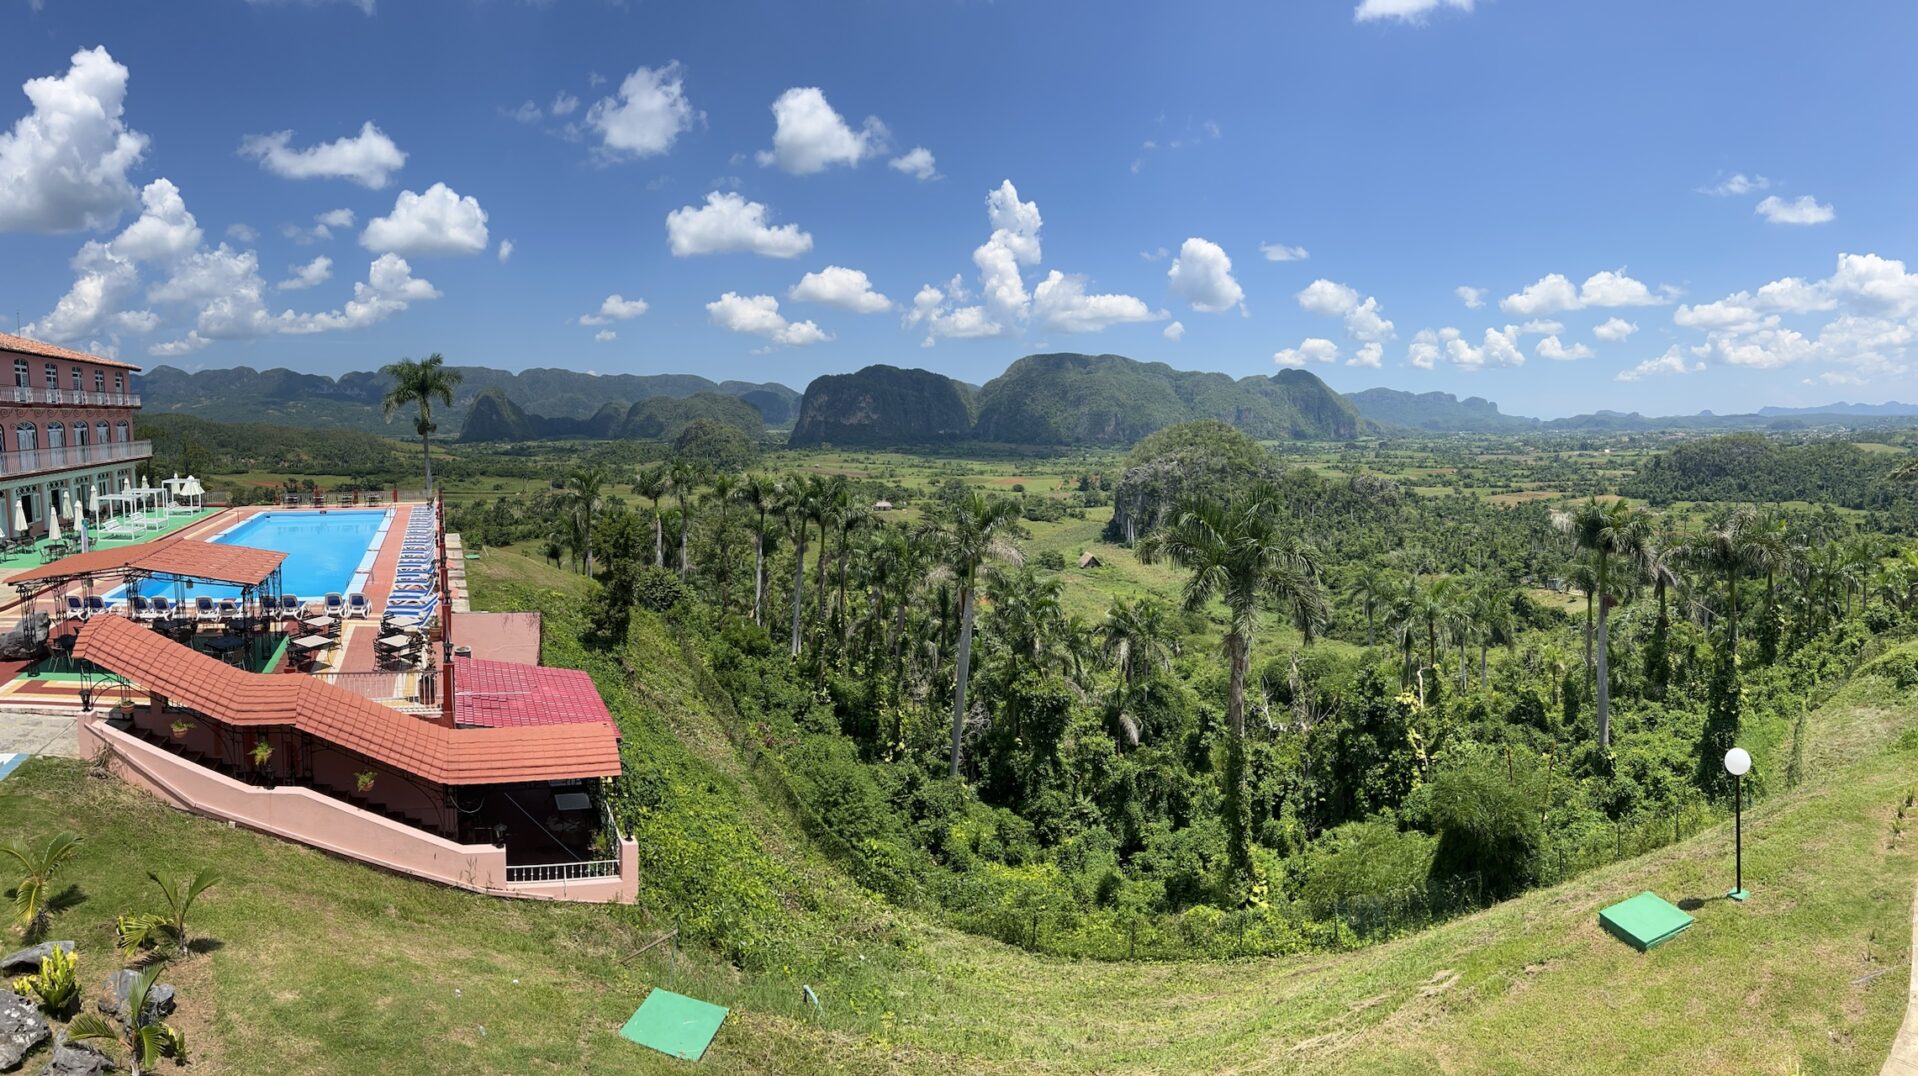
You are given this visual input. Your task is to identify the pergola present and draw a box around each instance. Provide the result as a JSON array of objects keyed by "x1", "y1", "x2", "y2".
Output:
[{"x1": 7, "y1": 537, "x2": 288, "y2": 617}]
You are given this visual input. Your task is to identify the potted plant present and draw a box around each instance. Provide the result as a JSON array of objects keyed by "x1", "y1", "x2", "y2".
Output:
[
  {"x1": 116, "y1": 697, "x2": 136, "y2": 717},
  {"x1": 353, "y1": 770, "x2": 377, "y2": 794},
  {"x1": 249, "y1": 741, "x2": 273, "y2": 785},
  {"x1": 168, "y1": 720, "x2": 193, "y2": 740}
]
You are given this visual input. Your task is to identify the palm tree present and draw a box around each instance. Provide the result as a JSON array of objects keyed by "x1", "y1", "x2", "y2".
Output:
[
  {"x1": 66, "y1": 965, "x2": 188, "y2": 1075},
  {"x1": 633, "y1": 464, "x2": 669, "y2": 568},
  {"x1": 1470, "y1": 584, "x2": 1516, "y2": 688},
  {"x1": 1642, "y1": 534, "x2": 1683, "y2": 699},
  {"x1": 1560, "y1": 497, "x2": 1652, "y2": 749},
  {"x1": 117, "y1": 868, "x2": 220, "y2": 957},
  {"x1": 379, "y1": 354, "x2": 461, "y2": 493},
  {"x1": 778, "y1": 475, "x2": 827, "y2": 656},
  {"x1": 560, "y1": 465, "x2": 609, "y2": 576},
  {"x1": 1100, "y1": 596, "x2": 1177, "y2": 746},
  {"x1": 669, "y1": 462, "x2": 704, "y2": 577},
  {"x1": 1139, "y1": 482, "x2": 1325, "y2": 883},
  {"x1": 1351, "y1": 566, "x2": 1400, "y2": 646},
  {"x1": 1, "y1": 831, "x2": 81, "y2": 937},
  {"x1": 1688, "y1": 507, "x2": 1761, "y2": 650},
  {"x1": 705, "y1": 471, "x2": 738, "y2": 610},
  {"x1": 735, "y1": 475, "x2": 775, "y2": 625},
  {"x1": 938, "y1": 490, "x2": 1024, "y2": 778}
]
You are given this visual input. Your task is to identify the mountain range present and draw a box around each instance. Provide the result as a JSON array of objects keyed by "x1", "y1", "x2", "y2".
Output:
[{"x1": 135, "y1": 357, "x2": 1918, "y2": 446}]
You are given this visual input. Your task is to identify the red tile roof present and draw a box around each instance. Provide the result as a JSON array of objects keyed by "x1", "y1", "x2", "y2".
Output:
[
  {"x1": 6, "y1": 538, "x2": 287, "y2": 589},
  {"x1": 452, "y1": 655, "x2": 616, "y2": 728},
  {"x1": 0, "y1": 331, "x2": 141, "y2": 371},
  {"x1": 73, "y1": 617, "x2": 621, "y2": 785}
]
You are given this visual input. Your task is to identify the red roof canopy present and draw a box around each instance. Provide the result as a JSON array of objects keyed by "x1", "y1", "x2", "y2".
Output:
[
  {"x1": 7, "y1": 537, "x2": 287, "y2": 590},
  {"x1": 452, "y1": 655, "x2": 616, "y2": 729},
  {"x1": 73, "y1": 617, "x2": 620, "y2": 786}
]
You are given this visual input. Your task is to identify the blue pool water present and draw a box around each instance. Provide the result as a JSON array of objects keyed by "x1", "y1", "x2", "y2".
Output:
[{"x1": 132, "y1": 509, "x2": 391, "y2": 602}]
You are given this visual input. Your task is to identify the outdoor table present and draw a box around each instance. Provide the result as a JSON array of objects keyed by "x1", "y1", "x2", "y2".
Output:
[
  {"x1": 301, "y1": 615, "x2": 338, "y2": 636},
  {"x1": 377, "y1": 634, "x2": 415, "y2": 650},
  {"x1": 291, "y1": 634, "x2": 334, "y2": 653},
  {"x1": 553, "y1": 792, "x2": 592, "y2": 812},
  {"x1": 206, "y1": 635, "x2": 246, "y2": 662}
]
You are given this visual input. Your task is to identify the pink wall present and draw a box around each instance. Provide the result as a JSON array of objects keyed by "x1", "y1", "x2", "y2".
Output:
[{"x1": 80, "y1": 711, "x2": 635, "y2": 904}]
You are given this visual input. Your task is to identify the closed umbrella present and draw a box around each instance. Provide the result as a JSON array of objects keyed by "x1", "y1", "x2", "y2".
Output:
[
  {"x1": 70, "y1": 494, "x2": 85, "y2": 553},
  {"x1": 10, "y1": 499, "x2": 24, "y2": 541},
  {"x1": 46, "y1": 503, "x2": 60, "y2": 544},
  {"x1": 87, "y1": 485, "x2": 99, "y2": 516}
]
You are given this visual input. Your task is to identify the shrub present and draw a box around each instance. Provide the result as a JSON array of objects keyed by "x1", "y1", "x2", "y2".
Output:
[{"x1": 1418, "y1": 760, "x2": 1543, "y2": 903}]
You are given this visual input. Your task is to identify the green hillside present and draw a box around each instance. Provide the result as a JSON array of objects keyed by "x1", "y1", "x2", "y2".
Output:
[
  {"x1": 787, "y1": 363, "x2": 977, "y2": 446},
  {"x1": 5, "y1": 547, "x2": 1912, "y2": 1073}
]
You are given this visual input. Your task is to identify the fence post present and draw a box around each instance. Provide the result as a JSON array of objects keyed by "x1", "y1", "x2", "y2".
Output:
[{"x1": 1129, "y1": 920, "x2": 1137, "y2": 960}]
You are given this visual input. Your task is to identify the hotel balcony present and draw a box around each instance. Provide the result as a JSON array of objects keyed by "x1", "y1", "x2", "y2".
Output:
[
  {"x1": 0, "y1": 438, "x2": 152, "y2": 479},
  {"x1": 0, "y1": 385, "x2": 142, "y2": 409}
]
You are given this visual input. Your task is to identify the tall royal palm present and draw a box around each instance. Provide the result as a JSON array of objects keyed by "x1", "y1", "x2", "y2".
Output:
[
  {"x1": 939, "y1": 490, "x2": 1024, "y2": 778},
  {"x1": 380, "y1": 353, "x2": 460, "y2": 494},
  {"x1": 1099, "y1": 596, "x2": 1176, "y2": 746},
  {"x1": 735, "y1": 474, "x2": 775, "y2": 625},
  {"x1": 670, "y1": 461, "x2": 703, "y2": 577},
  {"x1": 1561, "y1": 497, "x2": 1652, "y2": 749},
  {"x1": 561, "y1": 465, "x2": 608, "y2": 576},
  {"x1": 778, "y1": 475, "x2": 827, "y2": 656},
  {"x1": 633, "y1": 464, "x2": 669, "y2": 568},
  {"x1": 1688, "y1": 506, "x2": 1760, "y2": 650},
  {"x1": 1140, "y1": 482, "x2": 1325, "y2": 882}
]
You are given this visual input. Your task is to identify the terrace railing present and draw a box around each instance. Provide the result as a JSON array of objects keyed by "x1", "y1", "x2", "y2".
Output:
[
  {"x1": 3, "y1": 386, "x2": 142, "y2": 409},
  {"x1": 505, "y1": 859, "x2": 619, "y2": 883},
  {"x1": 0, "y1": 438, "x2": 152, "y2": 478},
  {"x1": 307, "y1": 670, "x2": 419, "y2": 703}
]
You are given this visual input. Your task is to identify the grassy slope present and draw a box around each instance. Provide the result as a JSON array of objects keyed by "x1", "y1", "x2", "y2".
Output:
[{"x1": 2, "y1": 546, "x2": 1914, "y2": 1073}]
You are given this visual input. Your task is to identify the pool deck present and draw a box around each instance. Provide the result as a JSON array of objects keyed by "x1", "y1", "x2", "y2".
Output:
[{"x1": 0, "y1": 503, "x2": 464, "y2": 723}]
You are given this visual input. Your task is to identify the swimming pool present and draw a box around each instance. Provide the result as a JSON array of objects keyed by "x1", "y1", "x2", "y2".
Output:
[{"x1": 131, "y1": 509, "x2": 393, "y2": 602}]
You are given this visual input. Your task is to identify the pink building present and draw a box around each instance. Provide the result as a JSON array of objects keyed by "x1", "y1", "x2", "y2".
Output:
[{"x1": 0, "y1": 333, "x2": 150, "y2": 537}]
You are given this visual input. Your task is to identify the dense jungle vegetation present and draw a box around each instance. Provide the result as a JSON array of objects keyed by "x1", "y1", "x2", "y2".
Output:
[{"x1": 442, "y1": 422, "x2": 1918, "y2": 962}]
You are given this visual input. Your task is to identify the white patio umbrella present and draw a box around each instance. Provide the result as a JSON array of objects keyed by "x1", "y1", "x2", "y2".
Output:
[
  {"x1": 69, "y1": 493, "x2": 85, "y2": 553},
  {"x1": 10, "y1": 499, "x2": 24, "y2": 542},
  {"x1": 87, "y1": 485, "x2": 99, "y2": 516},
  {"x1": 46, "y1": 502, "x2": 61, "y2": 543}
]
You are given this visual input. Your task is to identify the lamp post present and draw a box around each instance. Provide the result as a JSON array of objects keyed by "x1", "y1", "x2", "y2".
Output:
[{"x1": 1724, "y1": 746, "x2": 1751, "y2": 902}]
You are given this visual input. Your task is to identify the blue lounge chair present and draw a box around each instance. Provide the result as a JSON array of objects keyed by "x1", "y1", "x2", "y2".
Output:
[
  {"x1": 323, "y1": 593, "x2": 344, "y2": 617},
  {"x1": 151, "y1": 596, "x2": 171, "y2": 618},
  {"x1": 62, "y1": 595, "x2": 84, "y2": 620},
  {"x1": 193, "y1": 596, "x2": 216, "y2": 621},
  {"x1": 346, "y1": 592, "x2": 370, "y2": 618}
]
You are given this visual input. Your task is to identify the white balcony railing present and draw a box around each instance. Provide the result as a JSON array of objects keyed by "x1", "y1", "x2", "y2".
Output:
[
  {"x1": 2, "y1": 385, "x2": 141, "y2": 409},
  {"x1": 505, "y1": 859, "x2": 620, "y2": 884},
  {"x1": 0, "y1": 438, "x2": 152, "y2": 477}
]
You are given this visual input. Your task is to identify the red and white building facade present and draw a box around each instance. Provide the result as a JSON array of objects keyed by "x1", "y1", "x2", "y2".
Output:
[{"x1": 0, "y1": 332, "x2": 150, "y2": 536}]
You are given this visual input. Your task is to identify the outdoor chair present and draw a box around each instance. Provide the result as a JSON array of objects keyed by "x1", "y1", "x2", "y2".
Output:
[
  {"x1": 346, "y1": 593, "x2": 370, "y2": 618},
  {"x1": 192, "y1": 596, "x2": 216, "y2": 621}
]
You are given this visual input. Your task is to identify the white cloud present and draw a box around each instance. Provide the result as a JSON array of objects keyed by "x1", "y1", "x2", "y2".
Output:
[
  {"x1": 1535, "y1": 334, "x2": 1593, "y2": 361},
  {"x1": 1274, "y1": 338, "x2": 1341, "y2": 367},
  {"x1": 1167, "y1": 237, "x2": 1244, "y2": 313},
  {"x1": 109, "y1": 178, "x2": 201, "y2": 262},
  {"x1": 756, "y1": 87, "x2": 885, "y2": 174},
  {"x1": 283, "y1": 207, "x2": 355, "y2": 245},
  {"x1": 1455, "y1": 285, "x2": 1484, "y2": 309},
  {"x1": 550, "y1": 92, "x2": 579, "y2": 118},
  {"x1": 1756, "y1": 194, "x2": 1835, "y2": 225},
  {"x1": 578, "y1": 293, "x2": 648, "y2": 325},
  {"x1": 790, "y1": 266, "x2": 891, "y2": 313},
  {"x1": 586, "y1": 63, "x2": 698, "y2": 159},
  {"x1": 705, "y1": 291, "x2": 829, "y2": 346},
  {"x1": 360, "y1": 183, "x2": 490, "y2": 257},
  {"x1": 1259, "y1": 241, "x2": 1309, "y2": 262},
  {"x1": 316, "y1": 208, "x2": 355, "y2": 229},
  {"x1": 0, "y1": 46, "x2": 149, "y2": 233},
  {"x1": 1593, "y1": 317, "x2": 1637, "y2": 342},
  {"x1": 1347, "y1": 342, "x2": 1383, "y2": 368},
  {"x1": 1699, "y1": 173, "x2": 1770, "y2": 197},
  {"x1": 593, "y1": 329, "x2": 616, "y2": 343},
  {"x1": 1616, "y1": 346, "x2": 1701, "y2": 382},
  {"x1": 239, "y1": 120, "x2": 406, "y2": 188},
  {"x1": 665, "y1": 191, "x2": 812, "y2": 258},
  {"x1": 889, "y1": 146, "x2": 938, "y2": 181},
  {"x1": 497, "y1": 239, "x2": 513, "y2": 264},
  {"x1": 1354, "y1": 0, "x2": 1473, "y2": 23},
  {"x1": 1032, "y1": 271, "x2": 1161, "y2": 332},
  {"x1": 1500, "y1": 269, "x2": 1667, "y2": 315},
  {"x1": 503, "y1": 101, "x2": 542, "y2": 124},
  {"x1": 145, "y1": 248, "x2": 439, "y2": 354},
  {"x1": 1662, "y1": 253, "x2": 1918, "y2": 381},
  {"x1": 1515, "y1": 319, "x2": 1563, "y2": 335},
  {"x1": 1406, "y1": 325, "x2": 1525, "y2": 370},
  {"x1": 1297, "y1": 278, "x2": 1394, "y2": 343},
  {"x1": 225, "y1": 223, "x2": 258, "y2": 243},
  {"x1": 277, "y1": 255, "x2": 331, "y2": 291},
  {"x1": 1163, "y1": 320, "x2": 1184, "y2": 342}
]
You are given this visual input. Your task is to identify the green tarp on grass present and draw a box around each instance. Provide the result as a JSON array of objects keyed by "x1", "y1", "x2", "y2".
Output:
[
  {"x1": 619, "y1": 988, "x2": 729, "y2": 1062},
  {"x1": 1599, "y1": 890, "x2": 1694, "y2": 951}
]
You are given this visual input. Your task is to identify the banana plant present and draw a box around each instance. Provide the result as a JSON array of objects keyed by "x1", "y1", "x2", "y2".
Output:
[{"x1": 65, "y1": 965, "x2": 187, "y2": 1076}]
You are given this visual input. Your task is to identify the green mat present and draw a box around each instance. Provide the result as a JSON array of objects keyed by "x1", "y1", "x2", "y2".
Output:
[
  {"x1": 619, "y1": 988, "x2": 729, "y2": 1062},
  {"x1": 1599, "y1": 890, "x2": 1694, "y2": 951}
]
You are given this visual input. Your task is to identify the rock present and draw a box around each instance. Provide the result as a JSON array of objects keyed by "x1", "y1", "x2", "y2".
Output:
[
  {"x1": 0, "y1": 613, "x2": 50, "y2": 663},
  {"x1": 0, "y1": 943, "x2": 73, "y2": 975},
  {"x1": 34, "y1": 1039, "x2": 113, "y2": 1076},
  {"x1": 100, "y1": 971, "x2": 173, "y2": 1022},
  {"x1": 0, "y1": 991, "x2": 51, "y2": 1071}
]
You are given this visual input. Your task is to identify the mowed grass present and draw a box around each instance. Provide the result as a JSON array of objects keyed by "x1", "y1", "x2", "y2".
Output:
[{"x1": 5, "y1": 548, "x2": 1917, "y2": 1072}]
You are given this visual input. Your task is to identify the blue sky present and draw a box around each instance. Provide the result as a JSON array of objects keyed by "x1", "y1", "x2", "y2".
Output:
[{"x1": 3, "y1": 0, "x2": 1917, "y2": 418}]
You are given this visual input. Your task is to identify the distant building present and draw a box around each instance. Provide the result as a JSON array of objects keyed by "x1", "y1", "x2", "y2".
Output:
[
  {"x1": 0, "y1": 333, "x2": 150, "y2": 537},
  {"x1": 1078, "y1": 551, "x2": 1102, "y2": 569},
  {"x1": 872, "y1": 499, "x2": 894, "y2": 511}
]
